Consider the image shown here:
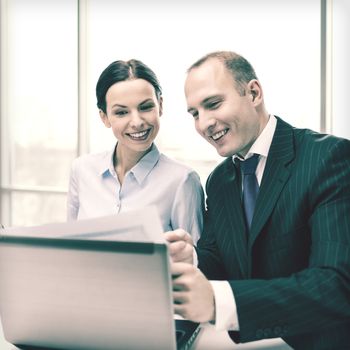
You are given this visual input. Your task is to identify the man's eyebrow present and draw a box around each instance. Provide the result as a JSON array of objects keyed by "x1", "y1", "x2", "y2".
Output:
[{"x1": 187, "y1": 95, "x2": 224, "y2": 113}]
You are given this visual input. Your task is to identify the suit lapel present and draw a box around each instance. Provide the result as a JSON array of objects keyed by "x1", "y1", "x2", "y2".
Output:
[
  {"x1": 248, "y1": 118, "x2": 295, "y2": 250},
  {"x1": 221, "y1": 159, "x2": 249, "y2": 278}
]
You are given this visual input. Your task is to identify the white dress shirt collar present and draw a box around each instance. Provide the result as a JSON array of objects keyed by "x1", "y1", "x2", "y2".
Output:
[
  {"x1": 99, "y1": 143, "x2": 161, "y2": 185},
  {"x1": 233, "y1": 115, "x2": 277, "y2": 162}
]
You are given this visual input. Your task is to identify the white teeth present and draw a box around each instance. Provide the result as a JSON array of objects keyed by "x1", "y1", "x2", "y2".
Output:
[
  {"x1": 129, "y1": 130, "x2": 148, "y2": 138},
  {"x1": 211, "y1": 129, "x2": 227, "y2": 140}
]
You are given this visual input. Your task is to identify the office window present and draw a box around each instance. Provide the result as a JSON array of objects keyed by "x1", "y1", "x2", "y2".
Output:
[
  {"x1": 332, "y1": 0, "x2": 350, "y2": 139},
  {"x1": 86, "y1": 0, "x2": 321, "y2": 179},
  {"x1": 0, "y1": 0, "x2": 78, "y2": 226},
  {"x1": 1, "y1": 0, "x2": 323, "y2": 226}
]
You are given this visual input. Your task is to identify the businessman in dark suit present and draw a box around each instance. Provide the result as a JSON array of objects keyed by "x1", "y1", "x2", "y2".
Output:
[{"x1": 167, "y1": 51, "x2": 350, "y2": 350}]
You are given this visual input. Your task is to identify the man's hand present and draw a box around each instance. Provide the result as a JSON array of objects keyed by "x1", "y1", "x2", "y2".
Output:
[
  {"x1": 172, "y1": 262, "x2": 215, "y2": 323},
  {"x1": 164, "y1": 229, "x2": 194, "y2": 264}
]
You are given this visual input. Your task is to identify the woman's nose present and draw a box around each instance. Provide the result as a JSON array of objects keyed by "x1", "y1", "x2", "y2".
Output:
[{"x1": 130, "y1": 111, "x2": 144, "y2": 128}]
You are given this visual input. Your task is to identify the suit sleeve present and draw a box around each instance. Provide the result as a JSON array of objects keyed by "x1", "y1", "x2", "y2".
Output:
[{"x1": 197, "y1": 172, "x2": 232, "y2": 280}]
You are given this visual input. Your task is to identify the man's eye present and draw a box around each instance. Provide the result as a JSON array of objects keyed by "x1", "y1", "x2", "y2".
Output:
[
  {"x1": 190, "y1": 111, "x2": 198, "y2": 119},
  {"x1": 207, "y1": 100, "x2": 222, "y2": 110}
]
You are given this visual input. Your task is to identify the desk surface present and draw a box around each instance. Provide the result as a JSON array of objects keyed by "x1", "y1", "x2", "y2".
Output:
[
  {"x1": 192, "y1": 326, "x2": 292, "y2": 349},
  {"x1": 1, "y1": 322, "x2": 292, "y2": 350}
]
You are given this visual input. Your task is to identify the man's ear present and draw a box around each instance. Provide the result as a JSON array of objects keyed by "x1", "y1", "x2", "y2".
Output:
[
  {"x1": 99, "y1": 110, "x2": 111, "y2": 128},
  {"x1": 250, "y1": 89, "x2": 257, "y2": 101},
  {"x1": 247, "y1": 79, "x2": 262, "y2": 104},
  {"x1": 159, "y1": 96, "x2": 163, "y2": 117}
]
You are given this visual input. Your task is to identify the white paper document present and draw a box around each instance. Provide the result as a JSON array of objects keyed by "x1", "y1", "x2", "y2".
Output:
[{"x1": 0, "y1": 205, "x2": 165, "y2": 243}]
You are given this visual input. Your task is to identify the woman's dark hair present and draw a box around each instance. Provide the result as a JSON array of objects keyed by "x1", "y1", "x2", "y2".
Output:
[{"x1": 96, "y1": 59, "x2": 162, "y2": 113}]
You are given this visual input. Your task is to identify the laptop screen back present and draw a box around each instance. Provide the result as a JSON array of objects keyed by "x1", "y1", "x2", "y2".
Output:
[{"x1": 0, "y1": 229, "x2": 177, "y2": 349}]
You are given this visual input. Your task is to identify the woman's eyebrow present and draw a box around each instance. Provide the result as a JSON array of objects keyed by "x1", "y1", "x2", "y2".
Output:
[
  {"x1": 111, "y1": 103, "x2": 127, "y2": 109},
  {"x1": 139, "y1": 98, "x2": 154, "y2": 105}
]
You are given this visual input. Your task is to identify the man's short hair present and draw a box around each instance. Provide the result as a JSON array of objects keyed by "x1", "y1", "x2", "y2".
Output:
[{"x1": 188, "y1": 51, "x2": 258, "y2": 96}]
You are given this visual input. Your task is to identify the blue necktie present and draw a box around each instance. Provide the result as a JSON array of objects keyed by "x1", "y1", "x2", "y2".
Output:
[{"x1": 240, "y1": 154, "x2": 260, "y2": 230}]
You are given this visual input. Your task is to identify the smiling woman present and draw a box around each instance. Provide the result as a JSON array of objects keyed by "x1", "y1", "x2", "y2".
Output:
[
  {"x1": 67, "y1": 59, "x2": 204, "y2": 243},
  {"x1": 99, "y1": 79, "x2": 161, "y2": 167}
]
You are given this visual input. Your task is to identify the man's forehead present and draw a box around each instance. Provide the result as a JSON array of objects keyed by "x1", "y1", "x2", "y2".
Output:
[{"x1": 185, "y1": 59, "x2": 235, "y2": 99}]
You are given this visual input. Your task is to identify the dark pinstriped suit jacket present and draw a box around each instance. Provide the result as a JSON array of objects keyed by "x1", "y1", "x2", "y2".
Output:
[{"x1": 197, "y1": 117, "x2": 350, "y2": 350}]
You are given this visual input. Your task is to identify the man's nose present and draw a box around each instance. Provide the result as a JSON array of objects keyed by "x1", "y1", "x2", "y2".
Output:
[{"x1": 197, "y1": 111, "x2": 216, "y2": 134}]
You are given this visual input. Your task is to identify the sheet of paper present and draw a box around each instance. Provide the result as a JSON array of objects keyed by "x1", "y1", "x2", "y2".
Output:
[{"x1": 0, "y1": 205, "x2": 165, "y2": 243}]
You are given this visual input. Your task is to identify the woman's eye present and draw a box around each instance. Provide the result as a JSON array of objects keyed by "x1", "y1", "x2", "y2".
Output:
[
  {"x1": 140, "y1": 103, "x2": 154, "y2": 112},
  {"x1": 115, "y1": 110, "x2": 128, "y2": 116}
]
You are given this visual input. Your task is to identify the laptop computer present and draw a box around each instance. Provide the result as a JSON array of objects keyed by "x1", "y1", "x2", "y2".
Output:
[{"x1": 0, "y1": 208, "x2": 200, "y2": 350}]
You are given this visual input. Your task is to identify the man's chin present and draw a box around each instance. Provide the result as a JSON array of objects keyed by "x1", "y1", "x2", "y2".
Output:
[{"x1": 216, "y1": 147, "x2": 234, "y2": 158}]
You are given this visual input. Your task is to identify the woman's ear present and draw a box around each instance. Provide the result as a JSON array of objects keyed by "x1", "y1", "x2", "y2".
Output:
[
  {"x1": 99, "y1": 110, "x2": 111, "y2": 128},
  {"x1": 158, "y1": 96, "x2": 163, "y2": 117}
]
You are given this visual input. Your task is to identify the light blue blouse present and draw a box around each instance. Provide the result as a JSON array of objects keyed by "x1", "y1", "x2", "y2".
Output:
[{"x1": 67, "y1": 144, "x2": 204, "y2": 243}]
